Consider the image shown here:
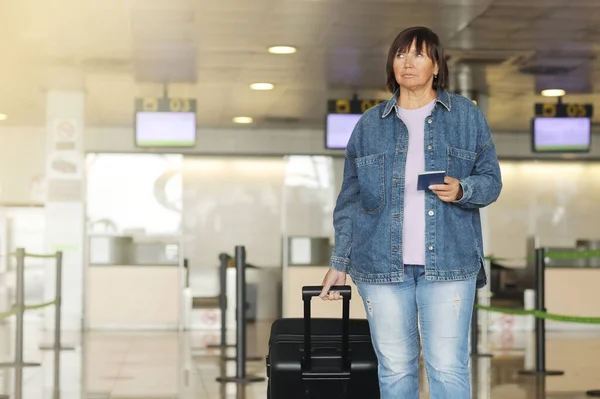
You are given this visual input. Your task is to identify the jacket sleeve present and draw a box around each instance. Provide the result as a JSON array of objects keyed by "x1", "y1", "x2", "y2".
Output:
[
  {"x1": 330, "y1": 139, "x2": 360, "y2": 273},
  {"x1": 453, "y1": 107, "x2": 503, "y2": 209}
]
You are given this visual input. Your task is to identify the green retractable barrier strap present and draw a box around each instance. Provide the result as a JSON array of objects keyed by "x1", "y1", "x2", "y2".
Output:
[
  {"x1": 0, "y1": 300, "x2": 57, "y2": 320},
  {"x1": 476, "y1": 304, "x2": 600, "y2": 324}
]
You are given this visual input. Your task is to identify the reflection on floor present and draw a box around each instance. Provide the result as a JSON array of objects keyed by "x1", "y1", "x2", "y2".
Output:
[{"x1": 1, "y1": 318, "x2": 600, "y2": 398}]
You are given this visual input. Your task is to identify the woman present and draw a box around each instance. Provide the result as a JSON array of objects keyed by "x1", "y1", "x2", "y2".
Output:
[{"x1": 319, "y1": 26, "x2": 502, "y2": 399}]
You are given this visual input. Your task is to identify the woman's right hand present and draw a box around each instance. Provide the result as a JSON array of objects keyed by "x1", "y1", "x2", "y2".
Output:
[{"x1": 319, "y1": 269, "x2": 347, "y2": 301}]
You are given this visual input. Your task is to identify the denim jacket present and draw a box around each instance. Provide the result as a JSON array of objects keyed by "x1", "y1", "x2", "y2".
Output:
[{"x1": 330, "y1": 89, "x2": 502, "y2": 288}]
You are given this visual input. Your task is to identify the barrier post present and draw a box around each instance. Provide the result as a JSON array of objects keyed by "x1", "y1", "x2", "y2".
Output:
[
  {"x1": 519, "y1": 247, "x2": 564, "y2": 376},
  {"x1": 470, "y1": 290, "x2": 492, "y2": 358},
  {"x1": 13, "y1": 248, "x2": 25, "y2": 399},
  {"x1": 207, "y1": 254, "x2": 235, "y2": 349},
  {"x1": 40, "y1": 252, "x2": 75, "y2": 352},
  {"x1": 0, "y1": 249, "x2": 41, "y2": 399},
  {"x1": 216, "y1": 246, "x2": 264, "y2": 384}
]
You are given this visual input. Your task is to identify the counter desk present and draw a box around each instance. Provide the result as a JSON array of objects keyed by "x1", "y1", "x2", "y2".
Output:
[
  {"x1": 546, "y1": 266, "x2": 600, "y2": 331},
  {"x1": 86, "y1": 263, "x2": 182, "y2": 330}
]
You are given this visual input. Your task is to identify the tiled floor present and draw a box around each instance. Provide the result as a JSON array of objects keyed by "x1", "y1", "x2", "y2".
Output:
[{"x1": 1, "y1": 318, "x2": 600, "y2": 398}]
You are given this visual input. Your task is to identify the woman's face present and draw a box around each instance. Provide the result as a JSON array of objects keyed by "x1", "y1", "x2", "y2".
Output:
[{"x1": 393, "y1": 39, "x2": 439, "y2": 92}]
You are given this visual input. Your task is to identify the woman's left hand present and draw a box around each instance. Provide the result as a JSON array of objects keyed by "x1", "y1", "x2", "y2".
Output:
[{"x1": 429, "y1": 176, "x2": 463, "y2": 202}]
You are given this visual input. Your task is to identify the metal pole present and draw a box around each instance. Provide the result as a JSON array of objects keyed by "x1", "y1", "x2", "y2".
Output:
[
  {"x1": 53, "y1": 252, "x2": 63, "y2": 398},
  {"x1": 215, "y1": 246, "x2": 264, "y2": 384},
  {"x1": 470, "y1": 299, "x2": 478, "y2": 354},
  {"x1": 235, "y1": 246, "x2": 246, "y2": 379},
  {"x1": 519, "y1": 247, "x2": 563, "y2": 376},
  {"x1": 40, "y1": 252, "x2": 74, "y2": 351},
  {"x1": 470, "y1": 285, "x2": 492, "y2": 358},
  {"x1": 54, "y1": 252, "x2": 63, "y2": 350},
  {"x1": 0, "y1": 251, "x2": 41, "y2": 370},
  {"x1": 535, "y1": 247, "x2": 546, "y2": 373},
  {"x1": 208, "y1": 254, "x2": 232, "y2": 349},
  {"x1": 14, "y1": 248, "x2": 25, "y2": 399},
  {"x1": 220, "y1": 253, "x2": 228, "y2": 348}
]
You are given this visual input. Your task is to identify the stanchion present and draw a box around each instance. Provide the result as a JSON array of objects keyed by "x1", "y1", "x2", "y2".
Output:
[
  {"x1": 52, "y1": 330, "x2": 62, "y2": 399},
  {"x1": 470, "y1": 291, "x2": 493, "y2": 358},
  {"x1": 216, "y1": 246, "x2": 264, "y2": 384},
  {"x1": 208, "y1": 254, "x2": 235, "y2": 349},
  {"x1": 518, "y1": 247, "x2": 564, "y2": 376},
  {"x1": 535, "y1": 375, "x2": 546, "y2": 399},
  {"x1": 40, "y1": 252, "x2": 75, "y2": 352},
  {"x1": 0, "y1": 248, "x2": 41, "y2": 399}
]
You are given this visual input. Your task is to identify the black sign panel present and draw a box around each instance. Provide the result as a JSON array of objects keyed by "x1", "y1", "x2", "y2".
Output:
[
  {"x1": 534, "y1": 103, "x2": 593, "y2": 118},
  {"x1": 327, "y1": 98, "x2": 385, "y2": 114},
  {"x1": 135, "y1": 98, "x2": 197, "y2": 113}
]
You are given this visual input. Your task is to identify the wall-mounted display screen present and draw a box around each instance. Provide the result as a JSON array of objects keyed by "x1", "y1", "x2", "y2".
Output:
[
  {"x1": 325, "y1": 113, "x2": 362, "y2": 149},
  {"x1": 135, "y1": 112, "x2": 196, "y2": 147},
  {"x1": 532, "y1": 117, "x2": 591, "y2": 153}
]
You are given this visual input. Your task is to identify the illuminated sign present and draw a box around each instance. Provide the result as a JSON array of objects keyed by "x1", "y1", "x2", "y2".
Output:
[
  {"x1": 534, "y1": 103, "x2": 593, "y2": 118},
  {"x1": 135, "y1": 98, "x2": 197, "y2": 113},
  {"x1": 327, "y1": 98, "x2": 385, "y2": 114}
]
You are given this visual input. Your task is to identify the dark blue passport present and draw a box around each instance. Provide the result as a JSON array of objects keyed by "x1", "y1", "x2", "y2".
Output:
[{"x1": 417, "y1": 171, "x2": 446, "y2": 190}]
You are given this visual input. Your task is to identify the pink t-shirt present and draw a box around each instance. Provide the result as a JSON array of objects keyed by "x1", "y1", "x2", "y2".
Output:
[{"x1": 396, "y1": 99, "x2": 436, "y2": 266}]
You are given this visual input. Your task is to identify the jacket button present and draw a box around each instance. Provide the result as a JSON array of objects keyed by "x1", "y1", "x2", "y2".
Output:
[
  {"x1": 428, "y1": 210, "x2": 434, "y2": 216},
  {"x1": 427, "y1": 145, "x2": 433, "y2": 150},
  {"x1": 427, "y1": 119, "x2": 432, "y2": 124},
  {"x1": 428, "y1": 246, "x2": 434, "y2": 251}
]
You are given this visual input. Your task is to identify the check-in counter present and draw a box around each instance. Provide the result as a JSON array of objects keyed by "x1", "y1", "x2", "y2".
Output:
[
  {"x1": 546, "y1": 267, "x2": 600, "y2": 328},
  {"x1": 85, "y1": 235, "x2": 182, "y2": 330},
  {"x1": 86, "y1": 264, "x2": 181, "y2": 329},
  {"x1": 283, "y1": 236, "x2": 366, "y2": 319},
  {"x1": 541, "y1": 241, "x2": 600, "y2": 331}
]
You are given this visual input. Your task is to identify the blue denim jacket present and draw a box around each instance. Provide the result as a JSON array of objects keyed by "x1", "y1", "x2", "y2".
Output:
[{"x1": 330, "y1": 89, "x2": 502, "y2": 288}]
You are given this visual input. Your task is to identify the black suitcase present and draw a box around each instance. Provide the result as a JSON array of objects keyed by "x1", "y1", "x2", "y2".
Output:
[{"x1": 266, "y1": 285, "x2": 380, "y2": 399}]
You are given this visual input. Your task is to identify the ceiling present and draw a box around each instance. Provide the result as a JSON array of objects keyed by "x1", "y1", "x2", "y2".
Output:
[{"x1": 1, "y1": 0, "x2": 600, "y2": 132}]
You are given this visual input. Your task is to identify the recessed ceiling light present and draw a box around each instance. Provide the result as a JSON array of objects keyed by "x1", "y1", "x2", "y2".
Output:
[
  {"x1": 541, "y1": 89, "x2": 566, "y2": 97},
  {"x1": 250, "y1": 82, "x2": 274, "y2": 91},
  {"x1": 233, "y1": 116, "x2": 253, "y2": 124},
  {"x1": 268, "y1": 46, "x2": 297, "y2": 54},
  {"x1": 0, "y1": 114, "x2": 7, "y2": 121}
]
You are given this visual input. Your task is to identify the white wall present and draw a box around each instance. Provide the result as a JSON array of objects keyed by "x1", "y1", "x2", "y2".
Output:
[
  {"x1": 85, "y1": 126, "x2": 341, "y2": 156},
  {"x1": 85, "y1": 126, "x2": 600, "y2": 159},
  {"x1": 182, "y1": 156, "x2": 286, "y2": 268},
  {"x1": 0, "y1": 127, "x2": 45, "y2": 205},
  {"x1": 2, "y1": 124, "x2": 600, "y2": 208},
  {"x1": 488, "y1": 161, "x2": 600, "y2": 262}
]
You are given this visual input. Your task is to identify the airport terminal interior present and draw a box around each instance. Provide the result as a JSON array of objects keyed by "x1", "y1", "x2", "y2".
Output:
[{"x1": 2, "y1": 0, "x2": 600, "y2": 398}]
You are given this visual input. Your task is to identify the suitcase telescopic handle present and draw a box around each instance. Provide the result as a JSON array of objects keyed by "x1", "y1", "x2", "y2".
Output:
[
  {"x1": 301, "y1": 285, "x2": 351, "y2": 372},
  {"x1": 302, "y1": 285, "x2": 351, "y2": 301}
]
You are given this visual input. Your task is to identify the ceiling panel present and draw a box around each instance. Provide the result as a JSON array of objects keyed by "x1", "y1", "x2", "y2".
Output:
[{"x1": 2, "y1": 0, "x2": 600, "y2": 133}]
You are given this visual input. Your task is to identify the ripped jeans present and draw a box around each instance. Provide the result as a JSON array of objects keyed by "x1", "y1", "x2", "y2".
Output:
[{"x1": 356, "y1": 265, "x2": 476, "y2": 399}]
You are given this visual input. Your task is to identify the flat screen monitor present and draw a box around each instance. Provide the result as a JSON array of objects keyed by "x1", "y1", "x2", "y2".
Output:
[
  {"x1": 325, "y1": 113, "x2": 362, "y2": 149},
  {"x1": 532, "y1": 117, "x2": 591, "y2": 153},
  {"x1": 135, "y1": 112, "x2": 196, "y2": 147}
]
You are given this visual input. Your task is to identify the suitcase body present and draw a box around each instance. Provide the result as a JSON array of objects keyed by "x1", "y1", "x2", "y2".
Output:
[{"x1": 266, "y1": 286, "x2": 380, "y2": 399}]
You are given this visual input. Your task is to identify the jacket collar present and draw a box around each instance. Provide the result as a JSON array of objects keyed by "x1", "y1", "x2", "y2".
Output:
[{"x1": 382, "y1": 88, "x2": 451, "y2": 118}]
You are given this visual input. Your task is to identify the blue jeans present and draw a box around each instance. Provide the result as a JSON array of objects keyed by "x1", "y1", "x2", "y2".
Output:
[{"x1": 356, "y1": 265, "x2": 476, "y2": 399}]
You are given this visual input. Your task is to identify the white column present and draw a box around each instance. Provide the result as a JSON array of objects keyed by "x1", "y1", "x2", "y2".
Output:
[{"x1": 44, "y1": 90, "x2": 85, "y2": 331}]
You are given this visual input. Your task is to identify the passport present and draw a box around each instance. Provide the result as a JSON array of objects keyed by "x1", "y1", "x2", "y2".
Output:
[{"x1": 417, "y1": 171, "x2": 446, "y2": 191}]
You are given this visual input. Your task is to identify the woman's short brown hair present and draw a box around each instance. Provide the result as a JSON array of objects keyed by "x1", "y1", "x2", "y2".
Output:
[{"x1": 385, "y1": 26, "x2": 449, "y2": 93}]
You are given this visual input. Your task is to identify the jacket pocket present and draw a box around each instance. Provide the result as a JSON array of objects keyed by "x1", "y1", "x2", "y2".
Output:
[
  {"x1": 355, "y1": 152, "x2": 385, "y2": 214},
  {"x1": 447, "y1": 146, "x2": 477, "y2": 179}
]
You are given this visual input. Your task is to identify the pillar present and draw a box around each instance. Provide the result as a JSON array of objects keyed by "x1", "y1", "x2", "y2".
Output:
[{"x1": 44, "y1": 90, "x2": 85, "y2": 331}]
